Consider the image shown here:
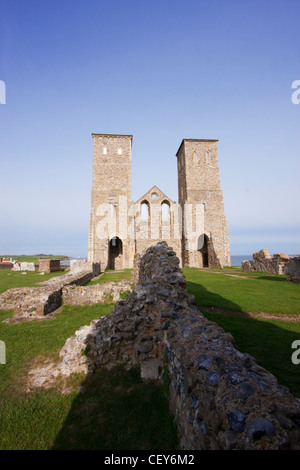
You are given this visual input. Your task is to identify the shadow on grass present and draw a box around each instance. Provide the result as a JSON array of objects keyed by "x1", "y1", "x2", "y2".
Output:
[
  {"x1": 186, "y1": 280, "x2": 243, "y2": 313},
  {"x1": 52, "y1": 366, "x2": 180, "y2": 450},
  {"x1": 185, "y1": 281, "x2": 300, "y2": 397},
  {"x1": 255, "y1": 275, "x2": 288, "y2": 283}
]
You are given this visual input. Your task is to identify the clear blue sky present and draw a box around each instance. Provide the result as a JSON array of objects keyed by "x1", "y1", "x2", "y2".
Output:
[{"x1": 0, "y1": 0, "x2": 299, "y2": 258}]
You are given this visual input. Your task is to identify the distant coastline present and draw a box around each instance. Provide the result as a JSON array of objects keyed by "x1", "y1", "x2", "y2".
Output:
[
  {"x1": 230, "y1": 255, "x2": 250, "y2": 266},
  {"x1": 231, "y1": 254, "x2": 298, "y2": 267}
]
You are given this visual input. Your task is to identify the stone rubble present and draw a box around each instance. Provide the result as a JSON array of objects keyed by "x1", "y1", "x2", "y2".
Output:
[
  {"x1": 0, "y1": 263, "x2": 100, "y2": 321},
  {"x1": 55, "y1": 241, "x2": 300, "y2": 450},
  {"x1": 62, "y1": 281, "x2": 132, "y2": 306},
  {"x1": 242, "y1": 249, "x2": 300, "y2": 281}
]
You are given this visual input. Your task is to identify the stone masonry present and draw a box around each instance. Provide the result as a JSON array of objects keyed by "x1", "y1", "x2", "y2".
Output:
[
  {"x1": 55, "y1": 242, "x2": 300, "y2": 450},
  {"x1": 242, "y1": 249, "x2": 300, "y2": 280},
  {"x1": 38, "y1": 259, "x2": 61, "y2": 273},
  {"x1": 62, "y1": 281, "x2": 132, "y2": 306},
  {"x1": 88, "y1": 134, "x2": 230, "y2": 270},
  {"x1": 0, "y1": 263, "x2": 100, "y2": 321}
]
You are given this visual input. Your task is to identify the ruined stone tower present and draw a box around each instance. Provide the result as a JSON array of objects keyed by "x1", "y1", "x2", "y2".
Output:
[
  {"x1": 88, "y1": 133, "x2": 230, "y2": 270},
  {"x1": 176, "y1": 139, "x2": 231, "y2": 268},
  {"x1": 88, "y1": 134, "x2": 133, "y2": 269}
]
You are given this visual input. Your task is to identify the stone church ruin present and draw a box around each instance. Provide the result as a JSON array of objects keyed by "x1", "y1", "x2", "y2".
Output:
[
  {"x1": 4, "y1": 132, "x2": 298, "y2": 450},
  {"x1": 88, "y1": 134, "x2": 231, "y2": 270}
]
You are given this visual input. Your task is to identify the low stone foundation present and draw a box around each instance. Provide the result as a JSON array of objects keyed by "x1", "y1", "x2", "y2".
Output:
[
  {"x1": 0, "y1": 264, "x2": 100, "y2": 321},
  {"x1": 55, "y1": 242, "x2": 300, "y2": 450},
  {"x1": 62, "y1": 281, "x2": 132, "y2": 306}
]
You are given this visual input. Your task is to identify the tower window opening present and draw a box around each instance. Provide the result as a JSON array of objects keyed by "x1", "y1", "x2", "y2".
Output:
[
  {"x1": 141, "y1": 202, "x2": 149, "y2": 221},
  {"x1": 118, "y1": 148, "x2": 122, "y2": 155},
  {"x1": 103, "y1": 146, "x2": 107, "y2": 155},
  {"x1": 161, "y1": 202, "x2": 170, "y2": 221}
]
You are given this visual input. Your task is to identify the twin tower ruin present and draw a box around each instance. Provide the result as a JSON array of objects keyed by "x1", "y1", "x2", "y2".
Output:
[{"x1": 88, "y1": 134, "x2": 230, "y2": 270}]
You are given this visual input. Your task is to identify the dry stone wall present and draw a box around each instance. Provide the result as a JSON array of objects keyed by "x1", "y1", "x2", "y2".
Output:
[{"x1": 56, "y1": 242, "x2": 300, "y2": 450}]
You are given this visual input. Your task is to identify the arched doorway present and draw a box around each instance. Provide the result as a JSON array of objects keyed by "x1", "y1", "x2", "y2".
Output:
[
  {"x1": 198, "y1": 234, "x2": 209, "y2": 267},
  {"x1": 109, "y1": 237, "x2": 123, "y2": 270}
]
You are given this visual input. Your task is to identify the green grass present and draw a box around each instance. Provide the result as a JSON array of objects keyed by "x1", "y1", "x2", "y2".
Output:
[
  {"x1": 0, "y1": 254, "x2": 68, "y2": 264},
  {"x1": 52, "y1": 366, "x2": 178, "y2": 450},
  {"x1": 0, "y1": 301, "x2": 178, "y2": 450},
  {"x1": 184, "y1": 266, "x2": 300, "y2": 316},
  {"x1": 86, "y1": 269, "x2": 133, "y2": 285},
  {"x1": 1, "y1": 266, "x2": 300, "y2": 449},
  {"x1": 0, "y1": 269, "x2": 67, "y2": 295}
]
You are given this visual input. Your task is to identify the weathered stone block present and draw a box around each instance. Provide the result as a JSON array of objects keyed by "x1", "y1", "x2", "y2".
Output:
[
  {"x1": 284, "y1": 255, "x2": 300, "y2": 281},
  {"x1": 38, "y1": 259, "x2": 61, "y2": 273},
  {"x1": 253, "y1": 249, "x2": 271, "y2": 260},
  {"x1": 20, "y1": 262, "x2": 35, "y2": 271}
]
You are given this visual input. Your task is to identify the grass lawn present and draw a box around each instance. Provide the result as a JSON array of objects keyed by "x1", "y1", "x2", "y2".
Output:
[
  {"x1": 184, "y1": 266, "x2": 300, "y2": 316},
  {"x1": 86, "y1": 269, "x2": 133, "y2": 285},
  {"x1": 1, "y1": 266, "x2": 300, "y2": 449},
  {"x1": 0, "y1": 254, "x2": 68, "y2": 264},
  {"x1": 0, "y1": 303, "x2": 179, "y2": 450},
  {"x1": 0, "y1": 269, "x2": 67, "y2": 295}
]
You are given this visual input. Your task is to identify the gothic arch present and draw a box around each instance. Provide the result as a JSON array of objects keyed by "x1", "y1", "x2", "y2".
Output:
[
  {"x1": 141, "y1": 200, "x2": 150, "y2": 221},
  {"x1": 108, "y1": 236, "x2": 123, "y2": 270}
]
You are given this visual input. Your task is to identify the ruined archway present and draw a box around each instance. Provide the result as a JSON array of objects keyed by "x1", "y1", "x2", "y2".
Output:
[
  {"x1": 197, "y1": 234, "x2": 209, "y2": 267},
  {"x1": 109, "y1": 237, "x2": 123, "y2": 270}
]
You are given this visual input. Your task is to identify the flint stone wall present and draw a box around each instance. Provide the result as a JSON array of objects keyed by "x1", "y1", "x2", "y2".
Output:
[
  {"x1": 56, "y1": 242, "x2": 300, "y2": 450},
  {"x1": 242, "y1": 249, "x2": 295, "y2": 276},
  {"x1": 284, "y1": 256, "x2": 300, "y2": 282},
  {"x1": 0, "y1": 265, "x2": 100, "y2": 320},
  {"x1": 70, "y1": 260, "x2": 101, "y2": 276},
  {"x1": 62, "y1": 281, "x2": 132, "y2": 306}
]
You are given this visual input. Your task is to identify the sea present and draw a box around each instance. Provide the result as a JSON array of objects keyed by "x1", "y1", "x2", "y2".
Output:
[
  {"x1": 230, "y1": 254, "x2": 298, "y2": 267},
  {"x1": 61, "y1": 255, "x2": 295, "y2": 268},
  {"x1": 230, "y1": 255, "x2": 251, "y2": 267}
]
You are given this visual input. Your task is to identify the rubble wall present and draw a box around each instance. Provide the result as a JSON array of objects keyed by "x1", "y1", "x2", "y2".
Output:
[
  {"x1": 62, "y1": 281, "x2": 132, "y2": 306},
  {"x1": 0, "y1": 266, "x2": 100, "y2": 320},
  {"x1": 242, "y1": 249, "x2": 298, "y2": 277},
  {"x1": 57, "y1": 242, "x2": 300, "y2": 450}
]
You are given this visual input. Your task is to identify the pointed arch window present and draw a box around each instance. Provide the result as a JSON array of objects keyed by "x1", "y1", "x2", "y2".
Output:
[
  {"x1": 141, "y1": 201, "x2": 150, "y2": 221},
  {"x1": 161, "y1": 201, "x2": 170, "y2": 222}
]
